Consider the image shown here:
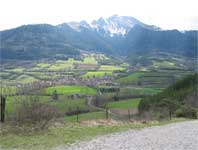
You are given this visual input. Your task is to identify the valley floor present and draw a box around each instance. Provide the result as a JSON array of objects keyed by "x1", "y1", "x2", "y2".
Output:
[{"x1": 61, "y1": 120, "x2": 198, "y2": 150}]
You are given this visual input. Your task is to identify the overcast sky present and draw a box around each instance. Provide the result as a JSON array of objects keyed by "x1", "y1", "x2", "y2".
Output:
[{"x1": 0, "y1": 0, "x2": 197, "y2": 31}]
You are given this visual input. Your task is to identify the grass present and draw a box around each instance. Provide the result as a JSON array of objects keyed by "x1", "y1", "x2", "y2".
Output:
[
  {"x1": 48, "y1": 63, "x2": 72, "y2": 71},
  {"x1": 99, "y1": 65, "x2": 125, "y2": 71},
  {"x1": 10, "y1": 68, "x2": 24, "y2": 73},
  {"x1": 27, "y1": 72, "x2": 66, "y2": 80},
  {"x1": 118, "y1": 72, "x2": 144, "y2": 84},
  {"x1": 5, "y1": 95, "x2": 89, "y2": 117},
  {"x1": 0, "y1": 86, "x2": 17, "y2": 95},
  {"x1": 83, "y1": 56, "x2": 98, "y2": 64},
  {"x1": 42, "y1": 59, "x2": 82, "y2": 71},
  {"x1": 119, "y1": 87, "x2": 162, "y2": 96},
  {"x1": 37, "y1": 63, "x2": 51, "y2": 68},
  {"x1": 83, "y1": 71, "x2": 113, "y2": 77},
  {"x1": 50, "y1": 98, "x2": 88, "y2": 113},
  {"x1": 45, "y1": 85, "x2": 97, "y2": 95},
  {"x1": 108, "y1": 98, "x2": 141, "y2": 109},
  {"x1": 0, "y1": 118, "x2": 191, "y2": 150},
  {"x1": 65, "y1": 111, "x2": 106, "y2": 122},
  {"x1": 42, "y1": 57, "x2": 98, "y2": 71},
  {"x1": 15, "y1": 75, "x2": 38, "y2": 83},
  {"x1": 5, "y1": 96, "x2": 51, "y2": 115},
  {"x1": 153, "y1": 60, "x2": 178, "y2": 69}
]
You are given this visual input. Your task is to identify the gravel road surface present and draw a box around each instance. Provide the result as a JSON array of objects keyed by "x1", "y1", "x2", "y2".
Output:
[{"x1": 58, "y1": 121, "x2": 198, "y2": 150}]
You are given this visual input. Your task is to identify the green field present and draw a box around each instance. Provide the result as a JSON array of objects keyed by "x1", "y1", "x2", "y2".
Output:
[
  {"x1": 108, "y1": 98, "x2": 141, "y2": 109},
  {"x1": 50, "y1": 98, "x2": 88, "y2": 113},
  {"x1": 99, "y1": 65, "x2": 125, "y2": 71},
  {"x1": 10, "y1": 68, "x2": 24, "y2": 73},
  {"x1": 153, "y1": 60, "x2": 178, "y2": 68},
  {"x1": 5, "y1": 96, "x2": 50, "y2": 115},
  {"x1": 48, "y1": 61, "x2": 73, "y2": 71},
  {"x1": 119, "y1": 87, "x2": 162, "y2": 97},
  {"x1": 83, "y1": 56, "x2": 98, "y2": 64},
  {"x1": 45, "y1": 85, "x2": 97, "y2": 95},
  {"x1": 83, "y1": 71, "x2": 113, "y2": 77},
  {"x1": 0, "y1": 86, "x2": 17, "y2": 95},
  {"x1": 5, "y1": 95, "x2": 89, "y2": 116},
  {"x1": 118, "y1": 72, "x2": 144, "y2": 84},
  {"x1": 37, "y1": 63, "x2": 51, "y2": 68},
  {"x1": 15, "y1": 75, "x2": 38, "y2": 83}
]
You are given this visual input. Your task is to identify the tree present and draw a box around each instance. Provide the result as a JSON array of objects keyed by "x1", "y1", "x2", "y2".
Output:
[
  {"x1": 161, "y1": 99, "x2": 178, "y2": 120},
  {"x1": 52, "y1": 90, "x2": 58, "y2": 100},
  {"x1": 113, "y1": 90, "x2": 119, "y2": 101},
  {"x1": 76, "y1": 106, "x2": 79, "y2": 122},
  {"x1": 0, "y1": 95, "x2": 6, "y2": 123},
  {"x1": 105, "y1": 104, "x2": 109, "y2": 120}
]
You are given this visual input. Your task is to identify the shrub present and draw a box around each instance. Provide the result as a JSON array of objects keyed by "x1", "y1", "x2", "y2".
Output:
[
  {"x1": 14, "y1": 96, "x2": 58, "y2": 127},
  {"x1": 176, "y1": 106, "x2": 197, "y2": 119},
  {"x1": 52, "y1": 90, "x2": 58, "y2": 100}
]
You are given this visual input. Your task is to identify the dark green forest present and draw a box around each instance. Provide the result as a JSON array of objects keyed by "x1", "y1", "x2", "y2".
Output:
[{"x1": 139, "y1": 73, "x2": 198, "y2": 119}]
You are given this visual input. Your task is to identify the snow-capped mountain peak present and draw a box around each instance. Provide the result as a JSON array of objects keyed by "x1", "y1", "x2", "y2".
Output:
[
  {"x1": 58, "y1": 15, "x2": 157, "y2": 36},
  {"x1": 89, "y1": 15, "x2": 143, "y2": 37},
  {"x1": 67, "y1": 21, "x2": 91, "y2": 32}
]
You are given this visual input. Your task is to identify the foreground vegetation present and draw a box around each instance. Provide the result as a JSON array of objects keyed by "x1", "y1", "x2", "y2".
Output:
[{"x1": 0, "y1": 118, "x2": 190, "y2": 150}]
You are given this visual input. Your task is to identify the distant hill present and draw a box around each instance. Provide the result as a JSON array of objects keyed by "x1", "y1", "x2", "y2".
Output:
[
  {"x1": 1, "y1": 24, "x2": 80, "y2": 59},
  {"x1": 139, "y1": 74, "x2": 198, "y2": 119},
  {"x1": 125, "y1": 25, "x2": 197, "y2": 57},
  {"x1": 1, "y1": 15, "x2": 197, "y2": 60}
]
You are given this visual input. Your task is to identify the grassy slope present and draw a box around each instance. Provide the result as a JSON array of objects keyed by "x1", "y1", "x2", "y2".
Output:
[
  {"x1": 83, "y1": 71, "x2": 113, "y2": 77},
  {"x1": 118, "y1": 72, "x2": 144, "y2": 84},
  {"x1": 83, "y1": 56, "x2": 97, "y2": 64},
  {"x1": 153, "y1": 60, "x2": 178, "y2": 69},
  {"x1": 119, "y1": 87, "x2": 162, "y2": 96},
  {"x1": 15, "y1": 75, "x2": 38, "y2": 83},
  {"x1": 45, "y1": 85, "x2": 97, "y2": 95},
  {"x1": 108, "y1": 98, "x2": 141, "y2": 109},
  {"x1": 50, "y1": 98, "x2": 88, "y2": 113},
  {"x1": 99, "y1": 65, "x2": 125, "y2": 71}
]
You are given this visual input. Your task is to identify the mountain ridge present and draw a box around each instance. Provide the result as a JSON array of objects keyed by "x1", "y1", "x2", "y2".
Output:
[{"x1": 1, "y1": 15, "x2": 197, "y2": 60}]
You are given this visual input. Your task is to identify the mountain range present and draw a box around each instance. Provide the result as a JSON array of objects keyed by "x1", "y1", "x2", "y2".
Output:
[{"x1": 1, "y1": 15, "x2": 197, "y2": 60}]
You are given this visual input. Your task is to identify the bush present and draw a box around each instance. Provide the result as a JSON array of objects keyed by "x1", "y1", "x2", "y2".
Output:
[
  {"x1": 176, "y1": 106, "x2": 197, "y2": 119},
  {"x1": 138, "y1": 98, "x2": 151, "y2": 112},
  {"x1": 14, "y1": 96, "x2": 58, "y2": 127}
]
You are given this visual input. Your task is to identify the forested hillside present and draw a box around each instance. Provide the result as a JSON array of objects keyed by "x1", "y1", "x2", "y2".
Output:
[{"x1": 139, "y1": 73, "x2": 198, "y2": 119}]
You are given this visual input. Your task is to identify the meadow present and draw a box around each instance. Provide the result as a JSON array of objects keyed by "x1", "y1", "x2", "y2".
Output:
[
  {"x1": 99, "y1": 65, "x2": 125, "y2": 71},
  {"x1": 44, "y1": 85, "x2": 97, "y2": 95},
  {"x1": 5, "y1": 95, "x2": 89, "y2": 117},
  {"x1": 117, "y1": 72, "x2": 144, "y2": 84},
  {"x1": 82, "y1": 71, "x2": 113, "y2": 77},
  {"x1": 108, "y1": 98, "x2": 141, "y2": 109}
]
